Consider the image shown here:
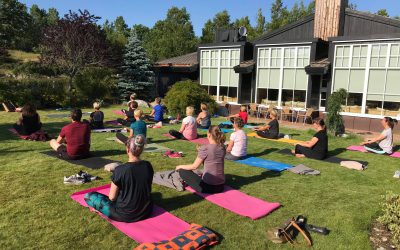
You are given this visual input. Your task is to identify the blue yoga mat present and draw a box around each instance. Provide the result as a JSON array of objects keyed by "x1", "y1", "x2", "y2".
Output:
[
  {"x1": 198, "y1": 128, "x2": 232, "y2": 133},
  {"x1": 235, "y1": 157, "x2": 293, "y2": 172}
]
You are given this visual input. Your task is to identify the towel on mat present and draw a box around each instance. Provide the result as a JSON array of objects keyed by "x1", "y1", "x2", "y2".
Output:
[
  {"x1": 288, "y1": 164, "x2": 320, "y2": 175},
  {"x1": 185, "y1": 185, "x2": 280, "y2": 220},
  {"x1": 71, "y1": 184, "x2": 190, "y2": 243},
  {"x1": 153, "y1": 170, "x2": 185, "y2": 191}
]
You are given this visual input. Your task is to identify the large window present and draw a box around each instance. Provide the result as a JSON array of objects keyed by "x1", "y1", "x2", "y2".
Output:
[
  {"x1": 256, "y1": 46, "x2": 310, "y2": 108},
  {"x1": 332, "y1": 42, "x2": 400, "y2": 117},
  {"x1": 200, "y1": 48, "x2": 240, "y2": 102}
]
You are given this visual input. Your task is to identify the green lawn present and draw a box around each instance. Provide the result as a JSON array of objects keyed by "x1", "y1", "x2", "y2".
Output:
[{"x1": 0, "y1": 106, "x2": 398, "y2": 249}]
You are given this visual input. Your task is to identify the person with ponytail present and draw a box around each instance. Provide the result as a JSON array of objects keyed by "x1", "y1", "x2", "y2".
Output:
[
  {"x1": 292, "y1": 118, "x2": 328, "y2": 160},
  {"x1": 175, "y1": 126, "x2": 226, "y2": 193},
  {"x1": 84, "y1": 134, "x2": 154, "y2": 222},
  {"x1": 361, "y1": 117, "x2": 397, "y2": 154}
]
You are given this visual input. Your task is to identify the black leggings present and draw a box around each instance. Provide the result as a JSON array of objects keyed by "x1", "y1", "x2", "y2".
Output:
[
  {"x1": 117, "y1": 118, "x2": 135, "y2": 127},
  {"x1": 257, "y1": 130, "x2": 278, "y2": 139},
  {"x1": 197, "y1": 125, "x2": 210, "y2": 129},
  {"x1": 178, "y1": 169, "x2": 224, "y2": 194},
  {"x1": 295, "y1": 145, "x2": 326, "y2": 160},
  {"x1": 169, "y1": 130, "x2": 185, "y2": 140}
]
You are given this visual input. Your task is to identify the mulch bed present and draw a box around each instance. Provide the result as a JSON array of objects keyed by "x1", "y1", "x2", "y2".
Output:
[{"x1": 370, "y1": 220, "x2": 397, "y2": 250}]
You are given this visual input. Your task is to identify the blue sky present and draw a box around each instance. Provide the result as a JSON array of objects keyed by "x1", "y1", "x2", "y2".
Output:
[{"x1": 23, "y1": 0, "x2": 400, "y2": 36}]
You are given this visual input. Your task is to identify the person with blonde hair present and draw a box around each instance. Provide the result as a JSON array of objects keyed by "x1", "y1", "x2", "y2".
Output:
[
  {"x1": 253, "y1": 110, "x2": 279, "y2": 139},
  {"x1": 129, "y1": 109, "x2": 147, "y2": 138},
  {"x1": 89, "y1": 102, "x2": 104, "y2": 129},
  {"x1": 227, "y1": 105, "x2": 248, "y2": 124},
  {"x1": 226, "y1": 117, "x2": 247, "y2": 160},
  {"x1": 84, "y1": 134, "x2": 154, "y2": 222},
  {"x1": 176, "y1": 126, "x2": 226, "y2": 193},
  {"x1": 196, "y1": 103, "x2": 211, "y2": 129},
  {"x1": 169, "y1": 106, "x2": 197, "y2": 140}
]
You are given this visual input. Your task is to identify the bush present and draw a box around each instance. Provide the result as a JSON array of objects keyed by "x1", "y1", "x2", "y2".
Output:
[
  {"x1": 0, "y1": 78, "x2": 69, "y2": 108},
  {"x1": 13, "y1": 61, "x2": 60, "y2": 77},
  {"x1": 74, "y1": 67, "x2": 117, "y2": 105},
  {"x1": 327, "y1": 88, "x2": 347, "y2": 135},
  {"x1": 378, "y1": 192, "x2": 400, "y2": 248},
  {"x1": 164, "y1": 80, "x2": 217, "y2": 116}
]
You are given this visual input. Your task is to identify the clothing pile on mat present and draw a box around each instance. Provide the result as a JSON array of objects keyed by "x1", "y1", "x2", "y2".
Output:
[
  {"x1": 394, "y1": 170, "x2": 400, "y2": 179},
  {"x1": 288, "y1": 164, "x2": 320, "y2": 175},
  {"x1": 163, "y1": 150, "x2": 184, "y2": 158},
  {"x1": 64, "y1": 171, "x2": 99, "y2": 185},
  {"x1": 153, "y1": 170, "x2": 185, "y2": 191}
]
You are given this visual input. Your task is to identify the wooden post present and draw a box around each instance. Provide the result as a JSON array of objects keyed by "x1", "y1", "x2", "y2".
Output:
[{"x1": 314, "y1": 0, "x2": 348, "y2": 41}]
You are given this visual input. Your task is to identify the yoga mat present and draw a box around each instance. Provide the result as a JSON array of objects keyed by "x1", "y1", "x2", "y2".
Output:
[
  {"x1": 47, "y1": 113, "x2": 89, "y2": 118},
  {"x1": 162, "y1": 133, "x2": 209, "y2": 145},
  {"x1": 347, "y1": 145, "x2": 400, "y2": 158},
  {"x1": 105, "y1": 120, "x2": 121, "y2": 126},
  {"x1": 92, "y1": 128, "x2": 125, "y2": 133},
  {"x1": 8, "y1": 128, "x2": 30, "y2": 140},
  {"x1": 185, "y1": 185, "x2": 280, "y2": 220},
  {"x1": 71, "y1": 184, "x2": 190, "y2": 243},
  {"x1": 41, "y1": 151, "x2": 117, "y2": 169},
  {"x1": 277, "y1": 149, "x2": 368, "y2": 166},
  {"x1": 113, "y1": 110, "x2": 125, "y2": 116},
  {"x1": 247, "y1": 132, "x2": 303, "y2": 145},
  {"x1": 235, "y1": 157, "x2": 293, "y2": 172},
  {"x1": 198, "y1": 128, "x2": 232, "y2": 133}
]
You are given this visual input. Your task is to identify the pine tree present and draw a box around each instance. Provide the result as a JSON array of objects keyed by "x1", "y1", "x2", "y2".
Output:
[
  {"x1": 118, "y1": 30, "x2": 153, "y2": 101},
  {"x1": 255, "y1": 8, "x2": 266, "y2": 37}
]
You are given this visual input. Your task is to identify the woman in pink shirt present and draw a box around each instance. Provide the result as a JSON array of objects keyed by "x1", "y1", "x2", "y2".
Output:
[
  {"x1": 225, "y1": 117, "x2": 247, "y2": 160},
  {"x1": 169, "y1": 106, "x2": 197, "y2": 140}
]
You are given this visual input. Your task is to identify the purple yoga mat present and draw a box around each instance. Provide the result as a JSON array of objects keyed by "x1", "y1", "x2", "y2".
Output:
[
  {"x1": 162, "y1": 133, "x2": 209, "y2": 145},
  {"x1": 71, "y1": 184, "x2": 190, "y2": 243},
  {"x1": 347, "y1": 145, "x2": 400, "y2": 158},
  {"x1": 185, "y1": 186, "x2": 280, "y2": 220},
  {"x1": 105, "y1": 120, "x2": 120, "y2": 126}
]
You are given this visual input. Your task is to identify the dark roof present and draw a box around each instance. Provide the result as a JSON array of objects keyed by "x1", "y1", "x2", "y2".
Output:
[
  {"x1": 345, "y1": 9, "x2": 400, "y2": 28},
  {"x1": 234, "y1": 60, "x2": 255, "y2": 74},
  {"x1": 305, "y1": 58, "x2": 330, "y2": 75},
  {"x1": 154, "y1": 52, "x2": 198, "y2": 66}
]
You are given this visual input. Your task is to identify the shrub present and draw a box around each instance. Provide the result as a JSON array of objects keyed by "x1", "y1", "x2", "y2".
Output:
[
  {"x1": 378, "y1": 192, "x2": 400, "y2": 248},
  {"x1": 13, "y1": 61, "x2": 60, "y2": 77},
  {"x1": 0, "y1": 78, "x2": 69, "y2": 108},
  {"x1": 327, "y1": 88, "x2": 347, "y2": 136},
  {"x1": 164, "y1": 80, "x2": 217, "y2": 116},
  {"x1": 74, "y1": 67, "x2": 117, "y2": 105}
]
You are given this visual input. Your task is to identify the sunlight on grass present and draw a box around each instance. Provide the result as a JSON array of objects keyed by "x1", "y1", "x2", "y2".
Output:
[{"x1": 8, "y1": 50, "x2": 40, "y2": 63}]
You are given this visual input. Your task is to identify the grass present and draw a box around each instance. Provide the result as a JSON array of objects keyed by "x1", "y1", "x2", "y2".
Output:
[
  {"x1": 7, "y1": 50, "x2": 40, "y2": 63},
  {"x1": 0, "y1": 105, "x2": 398, "y2": 249}
]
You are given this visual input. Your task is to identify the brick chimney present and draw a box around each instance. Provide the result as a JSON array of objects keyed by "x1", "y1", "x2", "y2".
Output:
[{"x1": 314, "y1": 0, "x2": 348, "y2": 41}]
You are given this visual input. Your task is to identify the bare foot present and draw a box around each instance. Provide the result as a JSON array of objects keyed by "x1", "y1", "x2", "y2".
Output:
[
  {"x1": 295, "y1": 154, "x2": 306, "y2": 158},
  {"x1": 291, "y1": 150, "x2": 295, "y2": 154}
]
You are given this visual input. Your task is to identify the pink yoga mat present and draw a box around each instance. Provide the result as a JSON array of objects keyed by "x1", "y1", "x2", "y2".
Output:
[
  {"x1": 162, "y1": 133, "x2": 209, "y2": 145},
  {"x1": 8, "y1": 128, "x2": 30, "y2": 140},
  {"x1": 347, "y1": 145, "x2": 400, "y2": 158},
  {"x1": 71, "y1": 184, "x2": 190, "y2": 243},
  {"x1": 185, "y1": 186, "x2": 280, "y2": 220},
  {"x1": 113, "y1": 110, "x2": 125, "y2": 116}
]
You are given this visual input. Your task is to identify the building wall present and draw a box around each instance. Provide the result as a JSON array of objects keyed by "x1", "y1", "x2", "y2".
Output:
[{"x1": 343, "y1": 12, "x2": 400, "y2": 37}]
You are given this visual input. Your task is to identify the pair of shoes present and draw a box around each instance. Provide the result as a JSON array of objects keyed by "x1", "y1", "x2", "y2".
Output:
[
  {"x1": 394, "y1": 170, "x2": 400, "y2": 178},
  {"x1": 64, "y1": 171, "x2": 98, "y2": 185}
]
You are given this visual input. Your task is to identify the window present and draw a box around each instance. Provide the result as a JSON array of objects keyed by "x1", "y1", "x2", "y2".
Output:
[{"x1": 333, "y1": 42, "x2": 400, "y2": 116}]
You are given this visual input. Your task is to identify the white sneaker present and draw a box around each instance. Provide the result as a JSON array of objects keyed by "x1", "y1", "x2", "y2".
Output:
[
  {"x1": 63, "y1": 175, "x2": 85, "y2": 185},
  {"x1": 393, "y1": 171, "x2": 400, "y2": 179}
]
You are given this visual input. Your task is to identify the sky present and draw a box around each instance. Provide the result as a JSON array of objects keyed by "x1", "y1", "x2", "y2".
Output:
[{"x1": 23, "y1": 0, "x2": 400, "y2": 36}]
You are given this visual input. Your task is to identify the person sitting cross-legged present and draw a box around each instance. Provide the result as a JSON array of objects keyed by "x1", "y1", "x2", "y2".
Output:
[
  {"x1": 253, "y1": 110, "x2": 279, "y2": 139},
  {"x1": 50, "y1": 109, "x2": 91, "y2": 160},
  {"x1": 176, "y1": 126, "x2": 226, "y2": 194},
  {"x1": 129, "y1": 109, "x2": 147, "y2": 138},
  {"x1": 118, "y1": 101, "x2": 138, "y2": 127},
  {"x1": 360, "y1": 117, "x2": 397, "y2": 155},
  {"x1": 292, "y1": 118, "x2": 328, "y2": 160},
  {"x1": 225, "y1": 117, "x2": 247, "y2": 161},
  {"x1": 89, "y1": 102, "x2": 104, "y2": 130},
  {"x1": 13, "y1": 103, "x2": 42, "y2": 135},
  {"x1": 84, "y1": 135, "x2": 154, "y2": 222},
  {"x1": 196, "y1": 103, "x2": 212, "y2": 129},
  {"x1": 148, "y1": 97, "x2": 164, "y2": 123},
  {"x1": 169, "y1": 106, "x2": 197, "y2": 140}
]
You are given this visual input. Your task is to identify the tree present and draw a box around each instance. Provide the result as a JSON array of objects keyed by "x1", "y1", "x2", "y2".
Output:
[
  {"x1": 0, "y1": 0, "x2": 32, "y2": 49},
  {"x1": 132, "y1": 24, "x2": 150, "y2": 43},
  {"x1": 28, "y1": 4, "x2": 48, "y2": 51},
  {"x1": 327, "y1": 88, "x2": 347, "y2": 135},
  {"x1": 40, "y1": 10, "x2": 111, "y2": 102},
  {"x1": 47, "y1": 8, "x2": 59, "y2": 25},
  {"x1": 118, "y1": 30, "x2": 153, "y2": 101},
  {"x1": 376, "y1": 9, "x2": 389, "y2": 17},
  {"x1": 200, "y1": 10, "x2": 232, "y2": 43},
  {"x1": 145, "y1": 7, "x2": 198, "y2": 62},
  {"x1": 348, "y1": 3, "x2": 358, "y2": 10},
  {"x1": 255, "y1": 8, "x2": 266, "y2": 37},
  {"x1": 103, "y1": 16, "x2": 130, "y2": 67}
]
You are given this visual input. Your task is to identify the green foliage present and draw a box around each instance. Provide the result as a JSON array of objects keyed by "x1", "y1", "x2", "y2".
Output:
[
  {"x1": 74, "y1": 67, "x2": 117, "y2": 104},
  {"x1": 144, "y1": 7, "x2": 198, "y2": 62},
  {"x1": 0, "y1": 77, "x2": 68, "y2": 108},
  {"x1": 164, "y1": 80, "x2": 217, "y2": 116},
  {"x1": 12, "y1": 61, "x2": 59, "y2": 77},
  {"x1": 103, "y1": 16, "x2": 130, "y2": 67},
  {"x1": 233, "y1": 16, "x2": 256, "y2": 41},
  {"x1": 255, "y1": 8, "x2": 266, "y2": 38},
  {"x1": 378, "y1": 192, "x2": 400, "y2": 248},
  {"x1": 327, "y1": 89, "x2": 347, "y2": 135},
  {"x1": 200, "y1": 10, "x2": 232, "y2": 43},
  {"x1": 376, "y1": 9, "x2": 389, "y2": 17},
  {"x1": 118, "y1": 30, "x2": 153, "y2": 101}
]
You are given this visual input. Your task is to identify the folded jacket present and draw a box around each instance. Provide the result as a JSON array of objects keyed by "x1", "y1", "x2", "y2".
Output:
[
  {"x1": 289, "y1": 164, "x2": 320, "y2": 175},
  {"x1": 153, "y1": 170, "x2": 185, "y2": 191}
]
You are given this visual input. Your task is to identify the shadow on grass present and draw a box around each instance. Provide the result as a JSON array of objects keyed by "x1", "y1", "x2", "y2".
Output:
[
  {"x1": 247, "y1": 148, "x2": 280, "y2": 158},
  {"x1": 226, "y1": 171, "x2": 281, "y2": 189}
]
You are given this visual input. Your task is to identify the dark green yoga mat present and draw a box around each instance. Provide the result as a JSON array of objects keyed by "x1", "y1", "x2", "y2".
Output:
[
  {"x1": 41, "y1": 151, "x2": 120, "y2": 169},
  {"x1": 277, "y1": 149, "x2": 368, "y2": 166}
]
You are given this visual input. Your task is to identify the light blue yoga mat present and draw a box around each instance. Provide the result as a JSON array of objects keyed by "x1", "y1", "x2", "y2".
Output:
[
  {"x1": 199, "y1": 128, "x2": 232, "y2": 133},
  {"x1": 235, "y1": 157, "x2": 293, "y2": 172}
]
